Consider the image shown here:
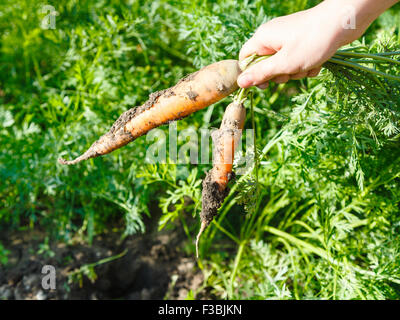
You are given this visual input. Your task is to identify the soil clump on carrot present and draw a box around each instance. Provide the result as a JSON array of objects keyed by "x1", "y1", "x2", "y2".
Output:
[{"x1": 200, "y1": 171, "x2": 230, "y2": 226}]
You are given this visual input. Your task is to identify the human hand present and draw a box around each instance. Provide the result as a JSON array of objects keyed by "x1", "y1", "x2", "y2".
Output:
[{"x1": 237, "y1": 0, "x2": 398, "y2": 89}]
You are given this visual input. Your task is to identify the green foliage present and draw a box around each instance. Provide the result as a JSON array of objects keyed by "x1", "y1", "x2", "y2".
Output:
[
  {"x1": 0, "y1": 0, "x2": 194, "y2": 239},
  {"x1": 1, "y1": 0, "x2": 399, "y2": 300},
  {"x1": 37, "y1": 237, "x2": 56, "y2": 258},
  {"x1": 0, "y1": 242, "x2": 10, "y2": 265}
]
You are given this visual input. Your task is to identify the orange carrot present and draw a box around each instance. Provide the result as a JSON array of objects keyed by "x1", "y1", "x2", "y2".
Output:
[
  {"x1": 196, "y1": 100, "x2": 246, "y2": 257},
  {"x1": 58, "y1": 60, "x2": 242, "y2": 165}
]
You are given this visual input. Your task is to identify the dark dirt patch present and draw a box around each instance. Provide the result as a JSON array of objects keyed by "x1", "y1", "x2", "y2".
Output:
[
  {"x1": 110, "y1": 85, "x2": 176, "y2": 136},
  {"x1": 109, "y1": 108, "x2": 138, "y2": 135},
  {"x1": 186, "y1": 90, "x2": 199, "y2": 101},
  {"x1": 200, "y1": 171, "x2": 231, "y2": 227},
  {"x1": 221, "y1": 119, "x2": 242, "y2": 130},
  {"x1": 143, "y1": 89, "x2": 168, "y2": 111},
  {"x1": 176, "y1": 70, "x2": 199, "y2": 85},
  {"x1": 109, "y1": 89, "x2": 166, "y2": 136},
  {"x1": 217, "y1": 83, "x2": 227, "y2": 92},
  {"x1": 0, "y1": 224, "x2": 205, "y2": 300}
]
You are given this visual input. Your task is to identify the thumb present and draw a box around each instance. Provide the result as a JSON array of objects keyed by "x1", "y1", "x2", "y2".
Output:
[{"x1": 237, "y1": 50, "x2": 291, "y2": 88}]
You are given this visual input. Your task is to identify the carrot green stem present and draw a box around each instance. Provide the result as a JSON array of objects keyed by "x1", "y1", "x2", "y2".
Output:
[
  {"x1": 234, "y1": 87, "x2": 249, "y2": 103},
  {"x1": 374, "y1": 51, "x2": 400, "y2": 56},
  {"x1": 334, "y1": 51, "x2": 400, "y2": 65},
  {"x1": 238, "y1": 54, "x2": 257, "y2": 71},
  {"x1": 242, "y1": 50, "x2": 400, "y2": 83},
  {"x1": 339, "y1": 45, "x2": 367, "y2": 52},
  {"x1": 328, "y1": 57, "x2": 400, "y2": 82},
  {"x1": 340, "y1": 59, "x2": 393, "y2": 64}
]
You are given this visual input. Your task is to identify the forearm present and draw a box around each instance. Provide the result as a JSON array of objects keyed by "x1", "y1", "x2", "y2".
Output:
[
  {"x1": 318, "y1": 0, "x2": 399, "y2": 46},
  {"x1": 322, "y1": 0, "x2": 399, "y2": 21},
  {"x1": 354, "y1": 0, "x2": 399, "y2": 19}
]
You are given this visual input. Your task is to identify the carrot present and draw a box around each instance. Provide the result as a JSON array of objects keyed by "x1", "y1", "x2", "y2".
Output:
[
  {"x1": 58, "y1": 59, "x2": 242, "y2": 165},
  {"x1": 196, "y1": 100, "x2": 246, "y2": 258}
]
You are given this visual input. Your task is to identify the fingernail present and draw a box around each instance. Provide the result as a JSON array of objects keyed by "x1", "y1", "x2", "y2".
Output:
[
  {"x1": 238, "y1": 73, "x2": 253, "y2": 87},
  {"x1": 257, "y1": 82, "x2": 269, "y2": 90}
]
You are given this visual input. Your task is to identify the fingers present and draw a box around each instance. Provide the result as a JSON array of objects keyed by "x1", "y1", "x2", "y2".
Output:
[
  {"x1": 238, "y1": 56, "x2": 323, "y2": 88},
  {"x1": 248, "y1": 66, "x2": 322, "y2": 89},
  {"x1": 256, "y1": 82, "x2": 269, "y2": 90},
  {"x1": 239, "y1": 36, "x2": 276, "y2": 61},
  {"x1": 271, "y1": 75, "x2": 291, "y2": 84},
  {"x1": 237, "y1": 50, "x2": 291, "y2": 88},
  {"x1": 290, "y1": 71, "x2": 308, "y2": 80},
  {"x1": 239, "y1": 23, "x2": 278, "y2": 61},
  {"x1": 307, "y1": 67, "x2": 321, "y2": 77},
  {"x1": 238, "y1": 21, "x2": 323, "y2": 89}
]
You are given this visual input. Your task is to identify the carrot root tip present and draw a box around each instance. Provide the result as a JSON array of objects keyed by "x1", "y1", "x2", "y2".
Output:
[
  {"x1": 58, "y1": 157, "x2": 86, "y2": 165},
  {"x1": 195, "y1": 220, "x2": 208, "y2": 259},
  {"x1": 58, "y1": 158, "x2": 69, "y2": 165}
]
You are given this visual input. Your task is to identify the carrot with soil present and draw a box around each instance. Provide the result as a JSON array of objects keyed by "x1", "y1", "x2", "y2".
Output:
[
  {"x1": 196, "y1": 99, "x2": 246, "y2": 258},
  {"x1": 58, "y1": 60, "x2": 242, "y2": 165},
  {"x1": 58, "y1": 51, "x2": 400, "y2": 166},
  {"x1": 57, "y1": 49, "x2": 400, "y2": 259}
]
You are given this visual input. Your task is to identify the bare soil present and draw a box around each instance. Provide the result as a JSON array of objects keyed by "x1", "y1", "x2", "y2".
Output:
[{"x1": 0, "y1": 221, "x2": 205, "y2": 300}]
